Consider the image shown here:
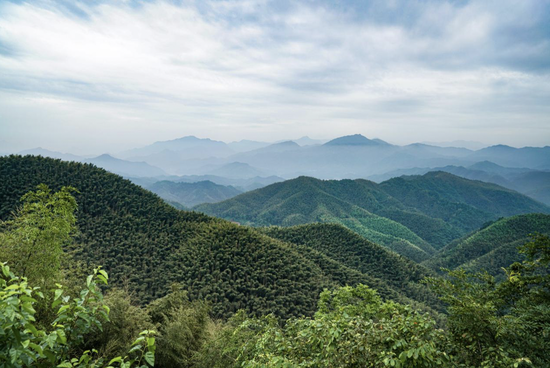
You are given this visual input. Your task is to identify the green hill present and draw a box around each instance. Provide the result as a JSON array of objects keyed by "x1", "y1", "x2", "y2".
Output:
[
  {"x1": 423, "y1": 213, "x2": 550, "y2": 277},
  {"x1": 379, "y1": 171, "x2": 548, "y2": 232},
  {"x1": 0, "y1": 155, "x2": 439, "y2": 319},
  {"x1": 196, "y1": 174, "x2": 548, "y2": 259},
  {"x1": 196, "y1": 177, "x2": 436, "y2": 261},
  {"x1": 260, "y1": 223, "x2": 438, "y2": 307}
]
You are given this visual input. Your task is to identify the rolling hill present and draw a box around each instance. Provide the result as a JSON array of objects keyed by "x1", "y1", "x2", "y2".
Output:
[
  {"x1": 370, "y1": 161, "x2": 550, "y2": 206},
  {"x1": 378, "y1": 171, "x2": 548, "y2": 231},
  {"x1": 0, "y1": 155, "x2": 440, "y2": 319},
  {"x1": 196, "y1": 173, "x2": 549, "y2": 260},
  {"x1": 260, "y1": 223, "x2": 438, "y2": 307},
  {"x1": 196, "y1": 176, "x2": 438, "y2": 261},
  {"x1": 423, "y1": 213, "x2": 550, "y2": 277}
]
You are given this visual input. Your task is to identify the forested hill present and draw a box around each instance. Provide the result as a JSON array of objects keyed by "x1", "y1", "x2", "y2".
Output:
[
  {"x1": 196, "y1": 173, "x2": 549, "y2": 258},
  {"x1": 0, "y1": 155, "x2": 439, "y2": 319},
  {"x1": 260, "y1": 223, "x2": 438, "y2": 308},
  {"x1": 423, "y1": 213, "x2": 550, "y2": 277},
  {"x1": 379, "y1": 171, "x2": 548, "y2": 229}
]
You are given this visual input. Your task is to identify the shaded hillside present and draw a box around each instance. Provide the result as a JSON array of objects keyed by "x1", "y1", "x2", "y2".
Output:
[
  {"x1": 260, "y1": 223, "x2": 439, "y2": 308},
  {"x1": 196, "y1": 174, "x2": 548, "y2": 257},
  {"x1": 379, "y1": 171, "x2": 548, "y2": 232},
  {"x1": 147, "y1": 180, "x2": 242, "y2": 207},
  {"x1": 513, "y1": 171, "x2": 550, "y2": 205},
  {"x1": 196, "y1": 177, "x2": 437, "y2": 261},
  {"x1": 0, "y1": 155, "x2": 438, "y2": 320},
  {"x1": 423, "y1": 213, "x2": 550, "y2": 277},
  {"x1": 370, "y1": 161, "x2": 550, "y2": 206}
]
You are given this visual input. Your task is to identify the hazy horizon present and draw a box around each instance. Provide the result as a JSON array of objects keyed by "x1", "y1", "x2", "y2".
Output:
[{"x1": 1, "y1": 0, "x2": 549, "y2": 154}]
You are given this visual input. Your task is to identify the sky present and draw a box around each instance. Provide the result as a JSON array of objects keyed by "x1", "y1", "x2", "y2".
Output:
[{"x1": 0, "y1": 0, "x2": 549, "y2": 154}]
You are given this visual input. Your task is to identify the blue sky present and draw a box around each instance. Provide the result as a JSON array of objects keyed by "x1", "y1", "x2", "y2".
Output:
[{"x1": 0, "y1": 0, "x2": 549, "y2": 153}]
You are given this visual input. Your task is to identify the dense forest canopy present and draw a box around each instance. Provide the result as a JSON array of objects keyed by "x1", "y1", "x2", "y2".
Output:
[
  {"x1": 196, "y1": 173, "x2": 549, "y2": 259},
  {"x1": 0, "y1": 155, "x2": 439, "y2": 319}
]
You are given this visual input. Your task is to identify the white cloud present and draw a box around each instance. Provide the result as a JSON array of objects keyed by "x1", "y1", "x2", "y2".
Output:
[{"x1": 0, "y1": 0, "x2": 549, "y2": 153}]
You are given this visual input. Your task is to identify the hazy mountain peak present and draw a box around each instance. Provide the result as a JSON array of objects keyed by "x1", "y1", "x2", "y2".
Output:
[
  {"x1": 95, "y1": 153, "x2": 115, "y2": 160},
  {"x1": 469, "y1": 161, "x2": 505, "y2": 170},
  {"x1": 482, "y1": 144, "x2": 516, "y2": 151},
  {"x1": 290, "y1": 136, "x2": 327, "y2": 146},
  {"x1": 206, "y1": 161, "x2": 266, "y2": 179},
  {"x1": 324, "y1": 134, "x2": 388, "y2": 146},
  {"x1": 276, "y1": 140, "x2": 300, "y2": 146}
]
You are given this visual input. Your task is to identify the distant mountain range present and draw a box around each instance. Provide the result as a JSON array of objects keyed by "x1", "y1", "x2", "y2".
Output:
[
  {"x1": 84, "y1": 154, "x2": 167, "y2": 178},
  {"x1": 15, "y1": 148, "x2": 168, "y2": 178},
  {"x1": 196, "y1": 172, "x2": 549, "y2": 260},
  {"x1": 147, "y1": 180, "x2": 242, "y2": 207},
  {"x1": 203, "y1": 162, "x2": 266, "y2": 179},
  {"x1": 18, "y1": 147, "x2": 84, "y2": 162},
  {"x1": 15, "y1": 134, "x2": 550, "y2": 179},
  {"x1": 12, "y1": 134, "x2": 550, "y2": 208}
]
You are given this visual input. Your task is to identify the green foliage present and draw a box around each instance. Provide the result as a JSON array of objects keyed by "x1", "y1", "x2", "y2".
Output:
[
  {"x1": 260, "y1": 224, "x2": 441, "y2": 311},
  {"x1": 380, "y1": 171, "x2": 548, "y2": 232},
  {"x1": 197, "y1": 174, "x2": 548, "y2": 261},
  {"x1": 0, "y1": 263, "x2": 156, "y2": 368},
  {"x1": 147, "y1": 286, "x2": 210, "y2": 368},
  {"x1": 375, "y1": 208, "x2": 461, "y2": 249},
  {"x1": 0, "y1": 184, "x2": 77, "y2": 288},
  {"x1": 195, "y1": 176, "x2": 444, "y2": 259},
  {"x1": 88, "y1": 289, "x2": 155, "y2": 360},
  {"x1": 424, "y1": 213, "x2": 550, "y2": 277},
  {"x1": 191, "y1": 311, "x2": 257, "y2": 368},
  {"x1": 425, "y1": 234, "x2": 550, "y2": 367},
  {"x1": 223, "y1": 285, "x2": 451, "y2": 368}
]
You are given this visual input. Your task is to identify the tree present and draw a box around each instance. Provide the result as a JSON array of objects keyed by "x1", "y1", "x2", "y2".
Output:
[
  {"x1": 0, "y1": 184, "x2": 77, "y2": 288},
  {"x1": 0, "y1": 263, "x2": 156, "y2": 368},
  {"x1": 148, "y1": 285, "x2": 210, "y2": 368},
  {"x1": 425, "y1": 234, "x2": 550, "y2": 367},
  {"x1": 224, "y1": 284, "x2": 451, "y2": 368}
]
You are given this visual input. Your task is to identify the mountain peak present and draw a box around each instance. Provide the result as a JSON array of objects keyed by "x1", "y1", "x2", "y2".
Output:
[
  {"x1": 324, "y1": 134, "x2": 388, "y2": 146},
  {"x1": 275, "y1": 140, "x2": 300, "y2": 147},
  {"x1": 96, "y1": 153, "x2": 115, "y2": 160}
]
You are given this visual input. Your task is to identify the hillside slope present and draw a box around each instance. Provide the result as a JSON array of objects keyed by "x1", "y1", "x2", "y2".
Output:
[
  {"x1": 196, "y1": 174, "x2": 548, "y2": 258},
  {"x1": 197, "y1": 177, "x2": 437, "y2": 261},
  {"x1": 0, "y1": 155, "x2": 438, "y2": 319},
  {"x1": 260, "y1": 223, "x2": 438, "y2": 306},
  {"x1": 423, "y1": 213, "x2": 550, "y2": 277},
  {"x1": 379, "y1": 172, "x2": 548, "y2": 232}
]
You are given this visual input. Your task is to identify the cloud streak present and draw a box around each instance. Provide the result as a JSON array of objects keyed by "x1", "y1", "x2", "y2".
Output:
[{"x1": 0, "y1": 0, "x2": 549, "y2": 153}]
